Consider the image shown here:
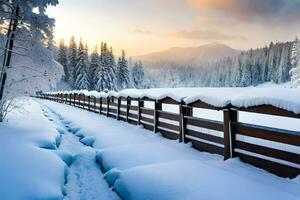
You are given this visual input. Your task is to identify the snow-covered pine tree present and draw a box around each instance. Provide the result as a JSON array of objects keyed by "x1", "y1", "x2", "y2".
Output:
[
  {"x1": 68, "y1": 36, "x2": 77, "y2": 88},
  {"x1": 95, "y1": 43, "x2": 116, "y2": 91},
  {"x1": 240, "y1": 52, "x2": 252, "y2": 87},
  {"x1": 290, "y1": 38, "x2": 300, "y2": 88},
  {"x1": 106, "y1": 47, "x2": 117, "y2": 91},
  {"x1": 57, "y1": 39, "x2": 68, "y2": 82},
  {"x1": 0, "y1": 0, "x2": 62, "y2": 122},
  {"x1": 89, "y1": 46, "x2": 99, "y2": 90},
  {"x1": 116, "y1": 50, "x2": 130, "y2": 90},
  {"x1": 74, "y1": 39, "x2": 90, "y2": 90},
  {"x1": 131, "y1": 61, "x2": 145, "y2": 89}
]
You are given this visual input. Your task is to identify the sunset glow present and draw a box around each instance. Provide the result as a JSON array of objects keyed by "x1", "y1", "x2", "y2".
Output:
[{"x1": 47, "y1": 0, "x2": 300, "y2": 55}]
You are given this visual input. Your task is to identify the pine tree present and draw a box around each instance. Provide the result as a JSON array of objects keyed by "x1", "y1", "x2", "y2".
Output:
[
  {"x1": 240, "y1": 53, "x2": 252, "y2": 87},
  {"x1": 290, "y1": 38, "x2": 300, "y2": 88},
  {"x1": 68, "y1": 36, "x2": 77, "y2": 88},
  {"x1": 57, "y1": 39, "x2": 68, "y2": 82},
  {"x1": 131, "y1": 61, "x2": 145, "y2": 89},
  {"x1": 89, "y1": 46, "x2": 99, "y2": 90},
  {"x1": 116, "y1": 50, "x2": 130, "y2": 90},
  {"x1": 74, "y1": 39, "x2": 90, "y2": 90},
  {"x1": 95, "y1": 43, "x2": 116, "y2": 91}
]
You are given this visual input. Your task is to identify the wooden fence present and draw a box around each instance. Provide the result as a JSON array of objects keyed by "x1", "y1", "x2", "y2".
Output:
[{"x1": 37, "y1": 92, "x2": 300, "y2": 179}]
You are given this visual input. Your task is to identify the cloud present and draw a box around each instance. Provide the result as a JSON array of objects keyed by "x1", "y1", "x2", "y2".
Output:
[
  {"x1": 193, "y1": 16, "x2": 231, "y2": 27},
  {"x1": 170, "y1": 29, "x2": 245, "y2": 41},
  {"x1": 132, "y1": 29, "x2": 153, "y2": 35},
  {"x1": 187, "y1": 0, "x2": 300, "y2": 24}
]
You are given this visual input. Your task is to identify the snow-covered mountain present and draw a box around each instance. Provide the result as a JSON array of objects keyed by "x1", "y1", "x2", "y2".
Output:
[{"x1": 135, "y1": 43, "x2": 240, "y2": 64}]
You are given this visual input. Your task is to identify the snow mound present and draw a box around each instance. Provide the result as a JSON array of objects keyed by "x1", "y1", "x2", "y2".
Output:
[
  {"x1": 113, "y1": 160, "x2": 300, "y2": 200},
  {"x1": 231, "y1": 88, "x2": 300, "y2": 114}
]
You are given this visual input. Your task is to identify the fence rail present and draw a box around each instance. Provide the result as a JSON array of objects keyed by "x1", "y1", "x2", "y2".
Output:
[{"x1": 36, "y1": 92, "x2": 300, "y2": 178}]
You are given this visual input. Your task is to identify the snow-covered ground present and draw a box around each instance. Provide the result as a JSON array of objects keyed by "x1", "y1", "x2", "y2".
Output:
[
  {"x1": 0, "y1": 98, "x2": 120, "y2": 200},
  {"x1": 0, "y1": 98, "x2": 66, "y2": 199},
  {"x1": 35, "y1": 98, "x2": 300, "y2": 200},
  {"x1": 43, "y1": 106, "x2": 119, "y2": 200}
]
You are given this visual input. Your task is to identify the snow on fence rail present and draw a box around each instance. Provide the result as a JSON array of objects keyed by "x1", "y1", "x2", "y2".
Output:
[{"x1": 36, "y1": 88, "x2": 300, "y2": 178}]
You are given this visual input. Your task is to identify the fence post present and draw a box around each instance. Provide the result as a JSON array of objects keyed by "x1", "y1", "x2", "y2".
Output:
[
  {"x1": 117, "y1": 97, "x2": 121, "y2": 120},
  {"x1": 154, "y1": 101, "x2": 162, "y2": 133},
  {"x1": 93, "y1": 97, "x2": 96, "y2": 112},
  {"x1": 88, "y1": 96, "x2": 91, "y2": 111},
  {"x1": 106, "y1": 97, "x2": 110, "y2": 117},
  {"x1": 73, "y1": 94, "x2": 76, "y2": 106},
  {"x1": 99, "y1": 98, "x2": 102, "y2": 114},
  {"x1": 223, "y1": 108, "x2": 238, "y2": 160},
  {"x1": 83, "y1": 95, "x2": 86, "y2": 109},
  {"x1": 180, "y1": 104, "x2": 193, "y2": 143},
  {"x1": 126, "y1": 98, "x2": 131, "y2": 122},
  {"x1": 137, "y1": 99, "x2": 144, "y2": 125}
]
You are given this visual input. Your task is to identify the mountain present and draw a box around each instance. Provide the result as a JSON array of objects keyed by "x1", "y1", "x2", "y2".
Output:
[{"x1": 134, "y1": 43, "x2": 241, "y2": 65}]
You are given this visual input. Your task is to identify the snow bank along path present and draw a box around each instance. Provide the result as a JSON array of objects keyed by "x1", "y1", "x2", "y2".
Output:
[
  {"x1": 0, "y1": 97, "x2": 120, "y2": 200},
  {"x1": 37, "y1": 99, "x2": 300, "y2": 200},
  {"x1": 40, "y1": 103, "x2": 120, "y2": 200},
  {"x1": 0, "y1": 98, "x2": 66, "y2": 199}
]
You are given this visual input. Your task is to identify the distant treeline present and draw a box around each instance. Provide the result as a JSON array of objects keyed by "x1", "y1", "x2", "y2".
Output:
[{"x1": 152, "y1": 41, "x2": 293, "y2": 87}]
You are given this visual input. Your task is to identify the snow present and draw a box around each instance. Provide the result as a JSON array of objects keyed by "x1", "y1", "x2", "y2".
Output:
[
  {"x1": 112, "y1": 160, "x2": 300, "y2": 200},
  {"x1": 231, "y1": 88, "x2": 300, "y2": 114},
  {"x1": 40, "y1": 101, "x2": 120, "y2": 200},
  {"x1": 0, "y1": 98, "x2": 66, "y2": 199},
  {"x1": 37, "y1": 99, "x2": 300, "y2": 200},
  {"x1": 46, "y1": 85, "x2": 300, "y2": 114}
]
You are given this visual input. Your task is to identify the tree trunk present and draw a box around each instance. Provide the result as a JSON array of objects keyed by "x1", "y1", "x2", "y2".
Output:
[
  {"x1": 0, "y1": 6, "x2": 20, "y2": 102},
  {"x1": 0, "y1": 101, "x2": 4, "y2": 122}
]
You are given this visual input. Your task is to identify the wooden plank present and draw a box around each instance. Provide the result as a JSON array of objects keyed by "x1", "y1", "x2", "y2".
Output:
[
  {"x1": 109, "y1": 108, "x2": 117, "y2": 114},
  {"x1": 236, "y1": 141, "x2": 300, "y2": 165},
  {"x1": 157, "y1": 121, "x2": 180, "y2": 132},
  {"x1": 157, "y1": 110, "x2": 180, "y2": 121},
  {"x1": 157, "y1": 128, "x2": 179, "y2": 140},
  {"x1": 157, "y1": 97, "x2": 180, "y2": 105},
  {"x1": 233, "y1": 122, "x2": 300, "y2": 146},
  {"x1": 236, "y1": 152, "x2": 300, "y2": 178},
  {"x1": 186, "y1": 129, "x2": 224, "y2": 144},
  {"x1": 188, "y1": 100, "x2": 222, "y2": 110},
  {"x1": 141, "y1": 123, "x2": 154, "y2": 131},
  {"x1": 235, "y1": 105, "x2": 300, "y2": 119},
  {"x1": 140, "y1": 116, "x2": 154, "y2": 124},
  {"x1": 128, "y1": 113, "x2": 138, "y2": 119},
  {"x1": 185, "y1": 117, "x2": 224, "y2": 132},
  {"x1": 102, "y1": 98, "x2": 108, "y2": 104},
  {"x1": 110, "y1": 102, "x2": 118, "y2": 107},
  {"x1": 128, "y1": 119, "x2": 138, "y2": 125},
  {"x1": 140, "y1": 97, "x2": 155, "y2": 101},
  {"x1": 140, "y1": 107, "x2": 154, "y2": 115},
  {"x1": 120, "y1": 104, "x2": 127, "y2": 109},
  {"x1": 186, "y1": 138, "x2": 224, "y2": 156},
  {"x1": 129, "y1": 105, "x2": 138, "y2": 111},
  {"x1": 119, "y1": 111, "x2": 127, "y2": 116}
]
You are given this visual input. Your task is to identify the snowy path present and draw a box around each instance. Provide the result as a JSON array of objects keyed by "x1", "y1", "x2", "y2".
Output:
[
  {"x1": 41, "y1": 105, "x2": 120, "y2": 200},
  {"x1": 36, "y1": 99, "x2": 300, "y2": 200}
]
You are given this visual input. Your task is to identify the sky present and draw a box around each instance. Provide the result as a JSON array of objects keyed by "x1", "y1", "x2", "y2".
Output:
[{"x1": 47, "y1": 0, "x2": 300, "y2": 56}]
